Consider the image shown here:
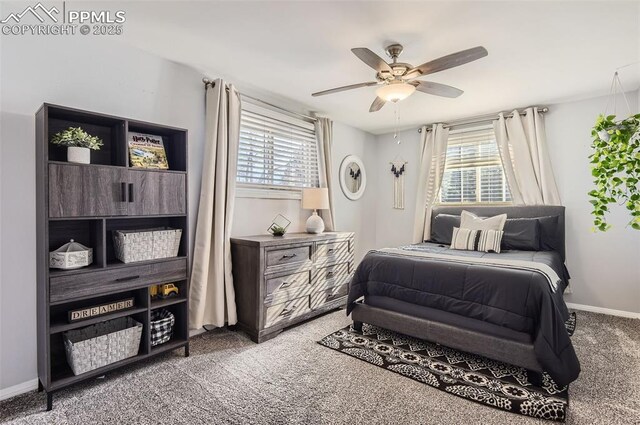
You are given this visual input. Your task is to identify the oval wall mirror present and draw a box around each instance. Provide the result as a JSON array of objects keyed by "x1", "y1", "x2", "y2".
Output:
[{"x1": 339, "y1": 155, "x2": 366, "y2": 201}]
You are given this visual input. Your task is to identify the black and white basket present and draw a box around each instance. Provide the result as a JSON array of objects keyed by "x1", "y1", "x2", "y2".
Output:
[{"x1": 150, "y1": 309, "x2": 175, "y2": 346}]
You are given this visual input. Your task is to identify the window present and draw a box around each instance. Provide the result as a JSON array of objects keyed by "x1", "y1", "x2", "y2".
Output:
[
  {"x1": 438, "y1": 126, "x2": 511, "y2": 203},
  {"x1": 237, "y1": 103, "x2": 319, "y2": 193}
]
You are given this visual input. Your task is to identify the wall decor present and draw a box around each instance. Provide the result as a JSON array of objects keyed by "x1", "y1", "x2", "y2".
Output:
[
  {"x1": 390, "y1": 159, "x2": 408, "y2": 209},
  {"x1": 68, "y1": 298, "x2": 135, "y2": 323},
  {"x1": 339, "y1": 155, "x2": 367, "y2": 201}
]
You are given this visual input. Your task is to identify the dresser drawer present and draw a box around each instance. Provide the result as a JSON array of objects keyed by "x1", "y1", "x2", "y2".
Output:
[
  {"x1": 265, "y1": 295, "x2": 311, "y2": 328},
  {"x1": 264, "y1": 270, "x2": 311, "y2": 306},
  {"x1": 50, "y1": 258, "x2": 187, "y2": 304},
  {"x1": 316, "y1": 239, "x2": 351, "y2": 264},
  {"x1": 265, "y1": 245, "x2": 311, "y2": 269},
  {"x1": 312, "y1": 262, "x2": 352, "y2": 292},
  {"x1": 310, "y1": 282, "x2": 348, "y2": 309}
]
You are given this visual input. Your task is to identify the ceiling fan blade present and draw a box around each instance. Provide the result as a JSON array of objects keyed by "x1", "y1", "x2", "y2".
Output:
[
  {"x1": 351, "y1": 48, "x2": 393, "y2": 73},
  {"x1": 405, "y1": 46, "x2": 488, "y2": 79},
  {"x1": 369, "y1": 96, "x2": 387, "y2": 112},
  {"x1": 312, "y1": 81, "x2": 378, "y2": 97},
  {"x1": 411, "y1": 81, "x2": 464, "y2": 98}
]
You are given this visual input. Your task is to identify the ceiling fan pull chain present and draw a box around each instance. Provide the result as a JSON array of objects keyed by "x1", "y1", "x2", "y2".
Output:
[{"x1": 394, "y1": 103, "x2": 402, "y2": 145}]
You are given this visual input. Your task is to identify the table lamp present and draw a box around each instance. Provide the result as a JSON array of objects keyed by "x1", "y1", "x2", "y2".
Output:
[{"x1": 302, "y1": 188, "x2": 329, "y2": 234}]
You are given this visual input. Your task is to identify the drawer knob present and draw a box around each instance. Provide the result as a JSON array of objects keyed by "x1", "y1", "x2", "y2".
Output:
[
  {"x1": 326, "y1": 271, "x2": 335, "y2": 278},
  {"x1": 281, "y1": 281, "x2": 292, "y2": 288},
  {"x1": 281, "y1": 253, "x2": 297, "y2": 260},
  {"x1": 114, "y1": 275, "x2": 140, "y2": 282},
  {"x1": 327, "y1": 248, "x2": 335, "y2": 254}
]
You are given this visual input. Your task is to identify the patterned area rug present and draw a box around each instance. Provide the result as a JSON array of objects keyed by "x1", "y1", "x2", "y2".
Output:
[{"x1": 319, "y1": 313, "x2": 577, "y2": 422}]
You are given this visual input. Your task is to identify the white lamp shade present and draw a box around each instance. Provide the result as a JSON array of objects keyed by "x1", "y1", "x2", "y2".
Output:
[
  {"x1": 375, "y1": 82, "x2": 416, "y2": 102},
  {"x1": 302, "y1": 188, "x2": 329, "y2": 210}
]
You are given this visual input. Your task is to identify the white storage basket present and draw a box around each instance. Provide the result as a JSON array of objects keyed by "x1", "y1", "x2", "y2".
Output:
[
  {"x1": 113, "y1": 227, "x2": 182, "y2": 263},
  {"x1": 63, "y1": 317, "x2": 143, "y2": 376}
]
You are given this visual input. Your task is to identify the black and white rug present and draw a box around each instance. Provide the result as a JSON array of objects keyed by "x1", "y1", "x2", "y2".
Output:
[{"x1": 319, "y1": 313, "x2": 577, "y2": 422}]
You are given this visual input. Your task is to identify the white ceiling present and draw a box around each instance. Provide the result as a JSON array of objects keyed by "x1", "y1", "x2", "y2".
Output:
[{"x1": 117, "y1": 1, "x2": 639, "y2": 134}]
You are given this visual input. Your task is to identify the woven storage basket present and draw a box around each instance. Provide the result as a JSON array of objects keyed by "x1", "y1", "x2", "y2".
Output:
[
  {"x1": 63, "y1": 317, "x2": 143, "y2": 376},
  {"x1": 150, "y1": 309, "x2": 175, "y2": 346},
  {"x1": 113, "y1": 227, "x2": 182, "y2": 263}
]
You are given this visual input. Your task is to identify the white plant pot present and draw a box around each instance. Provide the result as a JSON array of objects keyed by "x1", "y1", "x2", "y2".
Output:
[
  {"x1": 597, "y1": 130, "x2": 611, "y2": 142},
  {"x1": 67, "y1": 147, "x2": 90, "y2": 164}
]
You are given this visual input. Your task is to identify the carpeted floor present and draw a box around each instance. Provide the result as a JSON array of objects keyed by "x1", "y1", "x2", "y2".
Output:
[{"x1": 0, "y1": 310, "x2": 638, "y2": 424}]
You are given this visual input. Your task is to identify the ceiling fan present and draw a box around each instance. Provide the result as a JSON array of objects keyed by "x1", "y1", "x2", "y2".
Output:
[{"x1": 311, "y1": 44, "x2": 488, "y2": 112}]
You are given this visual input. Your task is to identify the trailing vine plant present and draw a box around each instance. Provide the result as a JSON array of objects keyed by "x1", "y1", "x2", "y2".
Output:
[{"x1": 588, "y1": 113, "x2": 640, "y2": 231}]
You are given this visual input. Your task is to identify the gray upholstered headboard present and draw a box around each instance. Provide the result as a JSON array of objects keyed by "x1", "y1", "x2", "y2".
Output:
[{"x1": 431, "y1": 205, "x2": 566, "y2": 261}]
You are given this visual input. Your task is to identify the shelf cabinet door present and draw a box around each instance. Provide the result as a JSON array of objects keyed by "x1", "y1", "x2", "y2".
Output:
[
  {"x1": 127, "y1": 170, "x2": 186, "y2": 216},
  {"x1": 49, "y1": 164, "x2": 128, "y2": 217}
]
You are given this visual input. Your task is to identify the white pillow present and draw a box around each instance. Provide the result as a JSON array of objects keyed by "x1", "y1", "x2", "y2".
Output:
[
  {"x1": 460, "y1": 210, "x2": 507, "y2": 232},
  {"x1": 450, "y1": 227, "x2": 504, "y2": 253},
  {"x1": 450, "y1": 227, "x2": 478, "y2": 251}
]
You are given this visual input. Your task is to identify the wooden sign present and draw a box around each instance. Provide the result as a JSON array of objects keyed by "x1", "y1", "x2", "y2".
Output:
[{"x1": 68, "y1": 298, "x2": 135, "y2": 323}]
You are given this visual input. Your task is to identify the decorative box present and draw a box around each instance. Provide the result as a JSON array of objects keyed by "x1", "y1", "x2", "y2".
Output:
[{"x1": 49, "y1": 239, "x2": 93, "y2": 270}]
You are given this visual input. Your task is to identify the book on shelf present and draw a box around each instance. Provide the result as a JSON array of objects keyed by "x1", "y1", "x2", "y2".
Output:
[{"x1": 128, "y1": 132, "x2": 169, "y2": 169}]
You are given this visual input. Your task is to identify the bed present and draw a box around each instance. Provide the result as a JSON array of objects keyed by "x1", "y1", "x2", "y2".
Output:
[{"x1": 347, "y1": 205, "x2": 581, "y2": 387}]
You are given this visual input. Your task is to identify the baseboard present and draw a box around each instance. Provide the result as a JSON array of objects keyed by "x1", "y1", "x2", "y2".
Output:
[
  {"x1": 0, "y1": 378, "x2": 38, "y2": 401},
  {"x1": 566, "y1": 302, "x2": 640, "y2": 319}
]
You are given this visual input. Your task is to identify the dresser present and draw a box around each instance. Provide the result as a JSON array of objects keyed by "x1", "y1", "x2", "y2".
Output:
[{"x1": 231, "y1": 232, "x2": 355, "y2": 343}]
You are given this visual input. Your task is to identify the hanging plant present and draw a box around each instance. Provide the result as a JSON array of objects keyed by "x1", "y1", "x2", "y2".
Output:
[{"x1": 588, "y1": 113, "x2": 640, "y2": 231}]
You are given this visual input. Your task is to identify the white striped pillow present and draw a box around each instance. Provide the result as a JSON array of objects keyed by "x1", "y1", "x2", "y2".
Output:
[
  {"x1": 450, "y1": 227, "x2": 479, "y2": 250},
  {"x1": 450, "y1": 227, "x2": 504, "y2": 253},
  {"x1": 477, "y1": 229, "x2": 504, "y2": 253}
]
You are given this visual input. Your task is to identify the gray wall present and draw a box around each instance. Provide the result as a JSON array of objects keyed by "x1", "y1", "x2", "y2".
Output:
[
  {"x1": 545, "y1": 92, "x2": 639, "y2": 312},
  {"x1": 373, "y1": 92, "x2": 640, "y2": 315}
]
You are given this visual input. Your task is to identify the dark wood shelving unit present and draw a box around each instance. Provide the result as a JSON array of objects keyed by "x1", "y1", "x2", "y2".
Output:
[{"x1": 36, "y1": 103, "x2": 190, "y2": 410}]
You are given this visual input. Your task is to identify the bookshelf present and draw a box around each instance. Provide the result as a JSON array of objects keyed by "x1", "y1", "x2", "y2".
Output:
[{"x1": 36, "y1": 104, "x2": 190, "y2": 410}]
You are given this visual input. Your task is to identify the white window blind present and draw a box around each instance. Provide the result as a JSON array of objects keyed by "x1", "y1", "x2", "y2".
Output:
[
  {"x1": 438, "y1": 126, "x2": 511, "y2": 203},
  {"x1": 237, "y1": 103, "x2": 319, "y2": 190}
]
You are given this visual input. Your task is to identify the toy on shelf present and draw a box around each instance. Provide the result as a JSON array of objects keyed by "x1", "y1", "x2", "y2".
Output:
[{"x1": 149, "y1": 283, "x2": 179, "y2": 299}]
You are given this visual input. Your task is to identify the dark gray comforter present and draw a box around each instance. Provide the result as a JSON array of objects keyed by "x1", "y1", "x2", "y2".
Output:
[{"x1": 347, "y1": 243, "x2": 580, "y2": 386}]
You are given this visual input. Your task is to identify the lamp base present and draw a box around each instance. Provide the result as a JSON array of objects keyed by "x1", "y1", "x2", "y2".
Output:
[{"x1": 305, "y1": 211, "x2": 325, "y2": 234}]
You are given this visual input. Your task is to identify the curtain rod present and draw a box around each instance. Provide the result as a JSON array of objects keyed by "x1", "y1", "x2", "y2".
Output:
[
  {"x1": 203, "y1": 78, "x2": 317, "y2": 123},
  {"x1": 417, "y1": 107, "x2": 549, "y2": 133}
]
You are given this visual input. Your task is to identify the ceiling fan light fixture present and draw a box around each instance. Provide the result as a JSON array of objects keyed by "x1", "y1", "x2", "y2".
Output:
[{"x1": 375, "y1": 82, "x2": 416, "y2": 102}]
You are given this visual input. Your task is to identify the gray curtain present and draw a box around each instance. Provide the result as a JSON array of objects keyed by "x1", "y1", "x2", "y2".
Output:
[
  {"x1": 413, "y1": 124, "x2": 450, "y2": 243},
  {"x1": 314, "y1": 117, "x2": 336, "y2": 231},
  {"x1": 493, "y1": 108, "x2": 561, "y2": 205},
  {"x1": 189, "y1": 79, "x2": 240, "y2": 330}
]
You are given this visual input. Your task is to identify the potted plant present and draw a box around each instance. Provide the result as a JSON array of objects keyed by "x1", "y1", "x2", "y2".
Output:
[
  {"x1": 51, "y1": 127, "x2": 103, "y2": 164},
  {"x1": 269, "y1": 224, "x2": 287, "y2": 237},
  {"x1": 588, "y1": 113, "x2": 640, "y2": 231}
]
